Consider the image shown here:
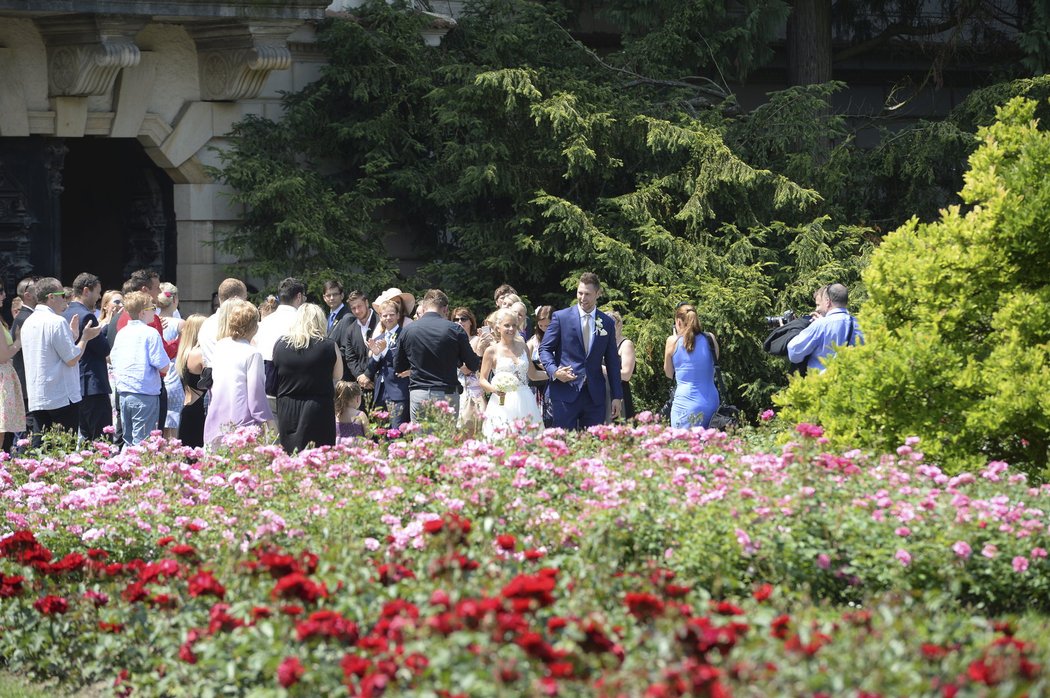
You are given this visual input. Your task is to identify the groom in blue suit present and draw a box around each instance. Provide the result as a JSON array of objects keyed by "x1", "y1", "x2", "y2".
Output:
[{"x1": 539, "y1": 272, "x2": 623, "y2": 430}]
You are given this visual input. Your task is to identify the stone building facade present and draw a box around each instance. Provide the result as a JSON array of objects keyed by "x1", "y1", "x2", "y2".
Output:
[{"x1": 0, "y1": 0, "x2": 331, "y2": 312}]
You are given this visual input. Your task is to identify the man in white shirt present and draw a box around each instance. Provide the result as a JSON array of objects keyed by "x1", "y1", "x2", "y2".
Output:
[
  {"x1": 333, "y1": 290, "x2": 378, "y2": 386},
  {"x1": 254, "y1": 277, "x2": 305, "y2": 397},
  {"x1": 21, "y1": 277, "x2": 101, "y2": 445}
]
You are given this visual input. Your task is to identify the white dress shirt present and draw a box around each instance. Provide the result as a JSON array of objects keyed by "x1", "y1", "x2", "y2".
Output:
[
  {"x1": 254, "y1": 305, "x2": 297, "y2": 362},
  {"x1": 21, "y1": 305, "x2": 82, "y2": 411}
]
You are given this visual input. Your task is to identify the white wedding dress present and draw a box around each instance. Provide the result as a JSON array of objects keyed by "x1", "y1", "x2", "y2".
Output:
[{"x1": 482, "y1": 350, "x2": 543, "y2": 438}]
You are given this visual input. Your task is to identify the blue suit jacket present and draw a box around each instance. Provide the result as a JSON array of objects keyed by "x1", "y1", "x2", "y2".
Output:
[
  {"x1": 539, "y1": 306, "x2": 623, "y2": 404},
  {"x1": 366, "y1": 332, "x2": 408, "y2": 404}
]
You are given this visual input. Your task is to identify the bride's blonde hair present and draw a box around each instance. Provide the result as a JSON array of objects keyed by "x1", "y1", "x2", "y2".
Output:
[{"x1": 495, "y1": 309, "x2": 519, "y2": 338}]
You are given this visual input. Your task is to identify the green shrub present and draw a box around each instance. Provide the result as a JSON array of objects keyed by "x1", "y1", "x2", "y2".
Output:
[{"x1": 777, "y1": 97, "x2": 1050, "y2": 476}]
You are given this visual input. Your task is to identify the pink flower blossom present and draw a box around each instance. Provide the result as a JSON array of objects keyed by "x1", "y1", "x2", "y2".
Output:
[
  {"x1": 1012, "y1": 556, "x2": 1029, "y2": 573},
  {"x1": 1031, "y1": 547, "x2": 1048, "y2": 559},
  {"x1": 895, "y1": 527, "x2": 911, "y2": 537},
  {"x1": 981, "y1": 544, "x2": 998, "y2": 559},
  {"x1": 760, "y1": 410, "x2": 775, "y2": 422},
  {"x1": 817, "y1": 553, "x2": 831, "y2": 570},
  {"x1": 952, "y1": 541, "x2": 972, "y2": 559},
  {"x1": 895, "y1": 549, "x2": 911, "y2": 566},
  {"x1": 795, "y1": 423, "x2": 824, "y2": 439}
]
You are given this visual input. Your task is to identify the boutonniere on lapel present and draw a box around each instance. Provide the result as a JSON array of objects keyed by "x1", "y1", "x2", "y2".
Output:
[
  {"x1": 387, "y1": 329, "x2": 398, "y2": 347},
  {"x1": 594, "y1": 317, "x2": 608, "y2": 337}
]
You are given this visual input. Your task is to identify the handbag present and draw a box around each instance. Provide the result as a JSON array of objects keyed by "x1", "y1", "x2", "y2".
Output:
[{"x1": 705, "y1": 333, "x2": 740, "y2": 430}]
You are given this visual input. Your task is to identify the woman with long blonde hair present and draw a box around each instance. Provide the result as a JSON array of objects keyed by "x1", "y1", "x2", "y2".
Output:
[
  {"x1": 663, "y1": 303, "x2": 720, "y2": 428},
  {"x1": 174, "y1": 314, "x2": 207, "y2": 447},
  {"x1": 271, "y1": 303, "x2": 341, "y2": 453}
]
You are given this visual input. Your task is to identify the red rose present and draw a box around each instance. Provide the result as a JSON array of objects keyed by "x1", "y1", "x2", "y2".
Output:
[
  {"x1": 187, "y1": 570, "x2": 226, "y2": 599},
  {"x1": 752, "y1": 583, "x2": 774, "y2": 602},
  {"x1": 171, "y1": 544, "x2": 197, "y2": 558},
  {"x1": 423, "y1": 519, "x2": 444, "y2": 534},
  {"x1": 624, "y1": 592, "x2": 665, "y2": 620},
  {"x1": 496, "y1": 534, "x2": 517, "y2": 551},
  {"x1": 276, "y1": 656, "x2": 305, "y2": 688},
  {"x1": 33, "y1": 595, "x2": 69, "y2": 615},
  {"x1": 272, "y1": 572, "x2": 328, "y2": 603}
]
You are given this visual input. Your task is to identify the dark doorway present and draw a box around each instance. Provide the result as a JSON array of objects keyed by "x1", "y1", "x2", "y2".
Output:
[{"x1": 60, "y1": 138, "x2": 176, "y2": 292}]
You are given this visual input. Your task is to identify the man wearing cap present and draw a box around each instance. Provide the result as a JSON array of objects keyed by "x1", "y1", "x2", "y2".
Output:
[{"x1": 394, "y1": 288, "x2": 480, "y2": 421}]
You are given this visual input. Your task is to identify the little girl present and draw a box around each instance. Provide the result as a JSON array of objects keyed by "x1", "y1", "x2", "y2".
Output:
[{"x1": 334, "y1": 381, "x2": 369, "y2": 439}]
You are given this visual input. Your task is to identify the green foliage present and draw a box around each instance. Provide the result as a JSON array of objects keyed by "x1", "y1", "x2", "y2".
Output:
[
  {"x1": 215, "y1": 2, "x2": 1045, "y2": 421},
  {"x1": 216, "y1": 0, "x2": 876, "y2": 417},
  {"x1": 777, "y1": 97, "x2": 1050, "y2": 476}
]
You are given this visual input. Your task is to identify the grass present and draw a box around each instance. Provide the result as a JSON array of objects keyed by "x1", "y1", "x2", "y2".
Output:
[{"x1": 0, "y1": 672, "x2": 105, "y2": 698}]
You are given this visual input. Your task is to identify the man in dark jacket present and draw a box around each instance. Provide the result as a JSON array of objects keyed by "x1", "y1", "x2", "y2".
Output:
[
  {"x1": 12, "y1": 276, "x2": 37, "y2": 412},
  {"x1": 395, "y1": 289, "x2": 480, "y2": 422},
  {"x1": 64, "y1": 272, "x2": 112, "y2": 440}
]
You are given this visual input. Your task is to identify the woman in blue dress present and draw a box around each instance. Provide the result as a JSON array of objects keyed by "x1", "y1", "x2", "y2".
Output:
[{"x1": 663, "y1": 304, "x2": 720, "y2": 428}]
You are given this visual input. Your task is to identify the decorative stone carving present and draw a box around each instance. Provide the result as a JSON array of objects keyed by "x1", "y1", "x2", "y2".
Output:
[
  {"x1": 37, "y1": 15, "x2": 144, "y2": 97},
  {"x1": 43, "y1": 139, "x2": 68, "y2": 196},
  {"x1": 0, "y1": 162, "x2": 37, "y2": 288},
  {"x1": 190, "y1": 21, "x2": 297, "y2": 101}
]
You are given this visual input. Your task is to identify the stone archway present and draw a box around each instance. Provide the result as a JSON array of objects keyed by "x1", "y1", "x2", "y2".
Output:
[{"x1": 0, "y1": 5, "x2": 328, "y2": 312}]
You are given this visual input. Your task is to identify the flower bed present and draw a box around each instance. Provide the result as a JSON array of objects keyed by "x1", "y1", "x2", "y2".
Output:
[{"x1": 1, "y1": 421, "x2": 1048, "y2": 695}]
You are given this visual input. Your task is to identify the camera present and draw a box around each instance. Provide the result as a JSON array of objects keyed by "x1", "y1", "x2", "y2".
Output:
[{"x1": 764, "y1": 310, "x2": 797, "y2": 327}]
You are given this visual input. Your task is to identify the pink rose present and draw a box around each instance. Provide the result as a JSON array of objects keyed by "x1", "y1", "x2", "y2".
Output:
[
  {"x1": 1012, "y1": 556, "x2": 1029, "y2": 573},
  {"x1": 952, "y1": 541, "x2": 972, "y2": 559},
  {"x1": 895, "y1": 549, "x2": 912, "y2": 566}
]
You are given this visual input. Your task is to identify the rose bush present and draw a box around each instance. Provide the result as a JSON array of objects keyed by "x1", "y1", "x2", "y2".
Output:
[{"x1": 0, "y1": 421, "x2": 1048, "y2": 695}]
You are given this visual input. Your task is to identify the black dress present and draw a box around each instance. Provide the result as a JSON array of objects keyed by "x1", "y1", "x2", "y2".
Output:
[
  {"x1": 178, "y1": 368, "x2": 206, "y2": 448},
  {"x1": 272, "y1": 337, "x2": 337, "y2": 453}
]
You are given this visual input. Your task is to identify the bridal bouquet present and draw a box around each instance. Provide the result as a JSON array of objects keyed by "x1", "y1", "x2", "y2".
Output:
[{"x1": 490, "y1": 373, "x2": 520, "y2": 405}]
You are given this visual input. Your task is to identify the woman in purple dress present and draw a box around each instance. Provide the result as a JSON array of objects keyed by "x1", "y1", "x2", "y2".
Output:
[{"x1": 203, "y1": 300, "x2": 274, "y2": 446}]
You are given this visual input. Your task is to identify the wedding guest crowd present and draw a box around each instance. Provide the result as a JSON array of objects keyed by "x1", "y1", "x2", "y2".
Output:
[{"x1": 3, "y1": 266, "x2": 857, "y2": 453}]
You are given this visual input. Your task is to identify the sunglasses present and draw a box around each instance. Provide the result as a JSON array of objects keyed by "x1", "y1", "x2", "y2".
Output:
[
  {"x1": 453, "y1": 316, "x2": 470, "y2": 322},
  {"x1": 112, "y1": 300, "x2": 123, "y2": 305},
  {"x1": 48, "y1": 291, "x2": 68, "y2": 298},
  {"x1": 143, "y1": 305, "x2": 156, "y2": 311}
]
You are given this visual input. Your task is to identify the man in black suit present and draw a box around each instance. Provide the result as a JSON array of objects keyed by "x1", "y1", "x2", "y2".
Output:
[
  {"x1": 332, "y1": 290, "x2": 377, "y2": 386},
  {"x1": 63, "y1": 272, "x2": 112, "y2": 440},
  {"x1": 322, "y1": 280, "x2": 350, "y2": 333}
]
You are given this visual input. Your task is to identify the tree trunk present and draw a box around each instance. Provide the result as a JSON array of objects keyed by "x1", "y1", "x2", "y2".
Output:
[{"x1": 787, "y1": 0, "x2": 833, "y2": 86}]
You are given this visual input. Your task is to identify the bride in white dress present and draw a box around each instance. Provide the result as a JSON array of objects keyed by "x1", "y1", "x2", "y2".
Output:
[{"x1": 480, "y1": 309, "x2": 546, "y2": 438}]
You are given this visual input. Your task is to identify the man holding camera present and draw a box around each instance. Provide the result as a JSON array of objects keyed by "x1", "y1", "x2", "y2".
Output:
[{"x1": 787, "y1": 283, "x2": 863, "y2": 373}]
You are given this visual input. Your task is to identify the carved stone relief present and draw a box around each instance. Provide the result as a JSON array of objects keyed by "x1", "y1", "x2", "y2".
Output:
[
  {"x1": 37, "y1": 15, "x2": 144, "y2": 97},
  {"x1": 0, "y1": 161, "x2": 37, "y2": 288},
  {"x1": 191, "y1": 20, "x2": 297, "y2": 101}
]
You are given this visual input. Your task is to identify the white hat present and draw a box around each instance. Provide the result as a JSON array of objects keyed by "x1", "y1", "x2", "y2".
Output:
[{"x1": 372, "y1": 288, "x2": 416, "y2": 316}]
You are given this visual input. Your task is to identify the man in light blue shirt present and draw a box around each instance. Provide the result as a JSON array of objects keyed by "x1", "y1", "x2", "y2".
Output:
[
  {"x1": 111, "y1": 291, "x2": 170, "y2": 446},
  {"x1": 787, "y1": 283, "x2": 863, "y2": 373}
]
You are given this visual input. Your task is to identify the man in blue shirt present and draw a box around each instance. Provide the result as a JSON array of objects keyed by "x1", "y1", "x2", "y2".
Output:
[{"x1": 787, "y1": 283, "x2": 863, "y2": 373}]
